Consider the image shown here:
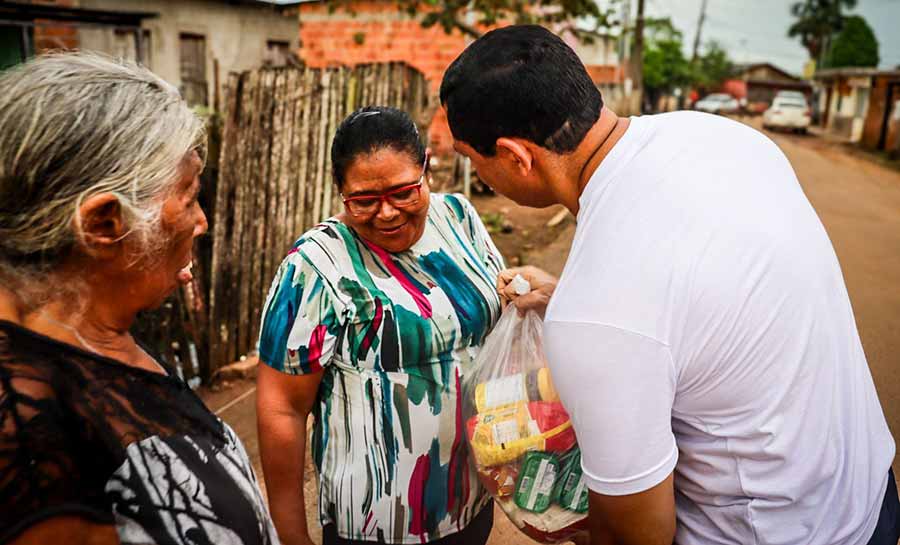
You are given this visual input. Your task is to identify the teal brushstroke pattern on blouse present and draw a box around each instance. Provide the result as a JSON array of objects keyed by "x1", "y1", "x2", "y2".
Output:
[
  {"x1": 257, "y1": 194, "x2": 505, "y2": 543},
  {"x1": 257, "y1": 262, "x2": 298, "y2": 371}
]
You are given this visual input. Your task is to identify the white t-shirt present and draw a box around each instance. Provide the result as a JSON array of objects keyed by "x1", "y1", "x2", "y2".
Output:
[{"x1": 543, "y1": 111, "x2": 895, "y2": 545}]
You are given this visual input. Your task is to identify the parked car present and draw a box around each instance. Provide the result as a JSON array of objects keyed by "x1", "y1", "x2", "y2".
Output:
[
  {"x1": 694, "y1": 93, "x2": 740, "y2": 114},
  {"x1": 774, "y1": 90, "x2": 807, "y2": 101},
  {"x1": 763, "y1": 96, "x2": 811, "y2": 133}
]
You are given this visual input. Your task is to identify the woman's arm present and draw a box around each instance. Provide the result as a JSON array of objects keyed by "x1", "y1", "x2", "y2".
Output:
[
  {"x1": 10, "y1": 517, "x2": 119, "y2": 545},
  {"x1": 257, "y1": 363, "x2": 324, "y2": 545}
]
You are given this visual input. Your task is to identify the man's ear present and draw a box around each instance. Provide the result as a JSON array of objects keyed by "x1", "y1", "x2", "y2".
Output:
[
  {"x1": 75, "y1": 193, "x2": 129, "y2": 257},
  {"x1": 496, "y1": 137, "x2": 534, "y2": 177}
]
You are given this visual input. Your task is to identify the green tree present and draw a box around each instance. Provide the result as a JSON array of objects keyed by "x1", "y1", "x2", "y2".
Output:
[
  {"x1": 642, "y1": 18, "x2": 690, "y2": 111},
  {"x1": 787, "y1": 0, "x2": 857, "y2": 63},
  {"x1": 823, "y1": 15, "x2": 879, "y2": 68},
  {"x1": 331, "y1": 0, "x2": 620, "y2": 41},
  {"x1": 692, "y1": 41, "x2": 733, "y2": 91}
]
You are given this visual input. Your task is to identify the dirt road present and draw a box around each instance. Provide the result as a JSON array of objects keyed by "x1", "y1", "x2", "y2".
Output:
[{"x1": 208, "y1": 117, "x2": 900, "y2": 544}]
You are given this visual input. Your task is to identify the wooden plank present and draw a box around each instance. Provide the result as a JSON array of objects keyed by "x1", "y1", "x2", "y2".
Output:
[
  {"x1": 294, "y1": 68, "x2": 314, "y2": 239},
  {"x1": 388, "y1": 62, "x2": 405, "y2": 106},
  {"x1": 375, "y1": 63, "x2": 384, "y2": 105},
  {"x1": 361, "y1": 64, "x2": 372, "y2": 107},
  {"x1": 236, "y1": 68, "x2": 263, "y2": 359},
  {"x1": 249, "y1": 69, "x2": 276, "y2": 348},
  {"x1": 208, "y1": 71, "x2": 242, "y2": 374},
  {"x1": 312, "y1": 69, "x2": 331, "y2": 223},
  {"x1": 321, "y1": 68, "x2": 339, "y2": 218},
  {"x1": 346, "y1": 66, "x2": 359, "y2": 116},
  {"x1": 357, "y1": 65, "x2": 366, "y2": 107},
  {"x1": 382, "y1": 62, "x2": 391, "y2": 105},
  {"x1": 281, "y1": 68, "x2": 300, "y2": 254},
  {"x1": 266, "y1": 68, "x2": 289, "y2": 303},
  {"x1": 304, "y1": 70, "x2": 321, "y2": 231},
  {"x1": 223, "y1": 70, "x2": 249, "y2": 364},
  {"x1": 394, "y1": 63, "x2": 404, "y2": 108}
]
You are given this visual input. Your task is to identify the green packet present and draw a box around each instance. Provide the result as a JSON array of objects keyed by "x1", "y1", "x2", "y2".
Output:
[
  {"x1": 552, "y1": 448, "x2": 589, "y2": 513},
  {"x1": 514, "y1": 451, "x2": 560, "y2": 513}
]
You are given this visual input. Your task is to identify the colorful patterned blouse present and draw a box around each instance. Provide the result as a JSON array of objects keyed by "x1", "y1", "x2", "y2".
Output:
[{"x1": 258, "y1": 193, "x2": 505, "y2": 543}]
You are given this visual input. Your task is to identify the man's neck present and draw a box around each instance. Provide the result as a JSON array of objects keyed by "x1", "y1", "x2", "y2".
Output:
[{"x1": 544, "y1": 107, "x2": 630, "y2": 215}]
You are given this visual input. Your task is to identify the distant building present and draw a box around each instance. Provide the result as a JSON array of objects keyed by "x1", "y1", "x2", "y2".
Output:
[
  {"x1": 294, "y1": 0, "x2": 625, "y2": 155},
  {"x1": 1, "y1": 0, "x2": 300, "y2": 110},
  {"x1": 722, "y1": 62, "x2": 813, "y2": 113},
  {"x1": 815, "y1": 67, "x2": 900, "y2": 154}
]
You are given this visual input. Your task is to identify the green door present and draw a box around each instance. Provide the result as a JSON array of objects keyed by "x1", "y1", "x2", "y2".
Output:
[{"x1": 0, "y1": 25, "x2": 31, "y2": 71}]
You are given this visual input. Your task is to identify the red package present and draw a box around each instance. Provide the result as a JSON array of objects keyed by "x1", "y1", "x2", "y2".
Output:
[{"x1": 526, "y1": 401, "x2": 577, "y2": 453}]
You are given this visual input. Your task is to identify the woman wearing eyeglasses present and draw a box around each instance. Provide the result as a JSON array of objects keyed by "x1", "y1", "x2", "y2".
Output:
[{"x1": 256, "y1": 106, "x2": 505, "y2": 545}]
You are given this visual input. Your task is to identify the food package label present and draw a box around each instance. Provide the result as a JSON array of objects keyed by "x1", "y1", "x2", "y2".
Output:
[
  {"x1": 477, "y1": 374, "x2": 526, "y2": 412},
  {"x1": 515, "y1": 452, "x2": 559, "y2": 513}
]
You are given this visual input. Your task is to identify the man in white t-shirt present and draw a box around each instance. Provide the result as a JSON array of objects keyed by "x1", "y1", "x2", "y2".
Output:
[{"x1": 441, "y1": 25, "x2": 899, "y2": 545}]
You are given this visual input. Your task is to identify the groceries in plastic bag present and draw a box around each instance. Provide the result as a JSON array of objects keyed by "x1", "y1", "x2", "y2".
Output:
[{"x1": 463, "y1": 276, "x2": 589, "y2": 543}]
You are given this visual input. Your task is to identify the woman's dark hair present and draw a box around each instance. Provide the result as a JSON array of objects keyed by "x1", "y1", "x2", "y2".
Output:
[
  {"x1": 440, "y1": 25, "x2": 603, "y2": 157},
  {"x1": 331, "y1": 106, "x2": 426, "y2": 190}
]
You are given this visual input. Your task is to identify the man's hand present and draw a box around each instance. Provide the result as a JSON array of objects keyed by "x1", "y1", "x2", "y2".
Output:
[{"x1": 497, "y1": 266, "x2": 558, "y2": 316}]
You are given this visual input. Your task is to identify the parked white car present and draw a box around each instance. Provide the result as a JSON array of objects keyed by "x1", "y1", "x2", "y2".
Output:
[
  {"x1": 774, "y1": 90, "x2": 807, "y2": 101},
  {"x1": 694, "y1": 93, "x2": 740, "y2": 114},
  {"x1": 763, "y1": 96, "x2": 811, "y2": 133}
]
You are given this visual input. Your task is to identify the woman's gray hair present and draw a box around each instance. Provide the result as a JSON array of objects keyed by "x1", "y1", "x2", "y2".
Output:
[{"x1": 0, "y1": 52, "x2": 206, "y2": 305}]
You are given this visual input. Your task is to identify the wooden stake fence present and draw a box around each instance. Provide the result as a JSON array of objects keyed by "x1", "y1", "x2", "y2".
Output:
[{"x1": 207, "y1": 63, "x2": 429, "y2": 375}]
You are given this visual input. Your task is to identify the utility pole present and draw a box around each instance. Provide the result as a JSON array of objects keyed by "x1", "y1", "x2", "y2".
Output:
[
  {"x1": 619, "y1": 0, "x2": 631, "y2": 64},
  {"x1": 691, "y1": 0, "x2": 708, "y2": 63},
  {"x1": 631, "y1": 0, "x2": 645, "y2": 113}
]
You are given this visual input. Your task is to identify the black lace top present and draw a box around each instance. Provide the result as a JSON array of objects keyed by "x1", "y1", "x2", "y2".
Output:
[{"x1": 0, "y1": 320, "x2": 278, "y2": 545}]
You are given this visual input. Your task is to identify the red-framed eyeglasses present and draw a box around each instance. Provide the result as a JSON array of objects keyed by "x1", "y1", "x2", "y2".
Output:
[{"x1": 342, "y1": 155, "x2": 428, "y2": 217}]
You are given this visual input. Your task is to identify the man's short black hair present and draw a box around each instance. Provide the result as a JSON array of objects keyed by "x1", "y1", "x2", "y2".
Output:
[{"x1": 440, "y1": 25, "x2": 603, "y2": 157}]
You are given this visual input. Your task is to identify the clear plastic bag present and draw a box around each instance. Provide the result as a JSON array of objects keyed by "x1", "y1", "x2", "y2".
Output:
[{"x1": 463, "y1": 295, "x2": 589, "y2": 543}]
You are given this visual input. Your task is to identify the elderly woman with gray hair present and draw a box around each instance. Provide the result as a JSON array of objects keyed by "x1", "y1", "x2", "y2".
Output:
[{"x1": 0, "y1": 54, "x2": 278, "y2": 545}]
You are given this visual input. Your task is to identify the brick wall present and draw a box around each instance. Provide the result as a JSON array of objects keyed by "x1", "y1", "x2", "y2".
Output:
[
  {"x1": 31, "y1": 0, "x2": 80, "y2": 52},
  {"x1": 298, "y1": 1, "x2": 468, "y2": 155},
  {"x1": 299, "y1": 1, "x2": 467, "y2": 87}
]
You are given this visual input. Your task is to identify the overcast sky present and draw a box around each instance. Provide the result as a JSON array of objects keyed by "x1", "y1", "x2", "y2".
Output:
[{"x1": 639, "y1": 0, "x2": 900, "y2": 75}]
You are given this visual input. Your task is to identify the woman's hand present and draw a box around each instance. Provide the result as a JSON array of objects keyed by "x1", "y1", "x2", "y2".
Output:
[{"x1": 496, "y1": 266, "x2": 558, "y2": 317}]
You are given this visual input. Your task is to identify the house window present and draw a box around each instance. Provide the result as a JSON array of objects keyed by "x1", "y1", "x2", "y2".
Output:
[
  {"x1": 855, "y1": 87, "x2": 869, "y2": 118},
  {"x1": 179, "y1": 33, "x2": 207, "y2": 107},
  {"x1": 113, "y1": 28, "x2": 151, "y2": 66},
  {"x1": 264, "y1": 39, "x2": 291, "y2": 67},
  {"x1": 0, "y1": 24, "x2": 31, "y2": 70}
]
